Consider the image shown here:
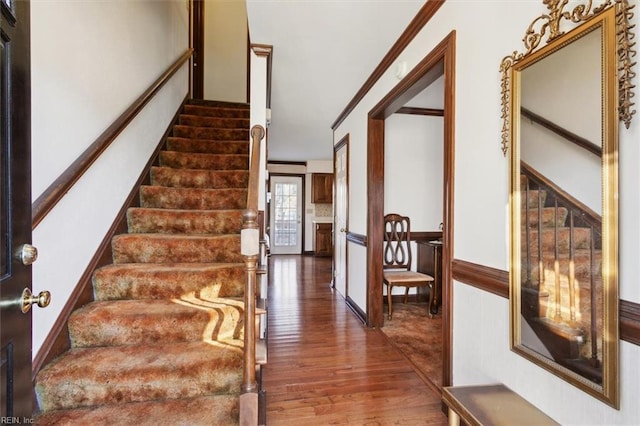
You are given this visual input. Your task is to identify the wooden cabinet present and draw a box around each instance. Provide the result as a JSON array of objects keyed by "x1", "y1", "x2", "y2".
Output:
[
  {"x1": 312, "y1": 173, "x2": 333, "y2": 203},
  {"x1": 314, "y1": 223, "x2": 333, "y2": 257}
]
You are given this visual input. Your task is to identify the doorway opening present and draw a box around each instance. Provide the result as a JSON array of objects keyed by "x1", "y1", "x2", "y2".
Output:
[
  {"x1": 366, "y1": 31, "x2": 456, "y2": 389},
  {"x1": 269, "y1": 175, "x2": 304, "y2": 255}
]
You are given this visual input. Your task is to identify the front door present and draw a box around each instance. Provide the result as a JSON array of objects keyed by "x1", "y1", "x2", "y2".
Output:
[
  {"x1": 1, "y1": 0, "x2": 35, "y2": 417},
  {"x1": 269, "y1": 176, "x2": 303, "y2": 255}
]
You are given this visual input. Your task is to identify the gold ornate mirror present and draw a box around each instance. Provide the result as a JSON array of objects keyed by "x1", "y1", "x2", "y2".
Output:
[{"x1": 503, "y1": 1, "x2": 636, "y2": 408}]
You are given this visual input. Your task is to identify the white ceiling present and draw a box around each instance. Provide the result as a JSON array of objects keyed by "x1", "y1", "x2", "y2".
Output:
[{"x1": 246, "y1": 0, "x2": 425, "y2": 162}]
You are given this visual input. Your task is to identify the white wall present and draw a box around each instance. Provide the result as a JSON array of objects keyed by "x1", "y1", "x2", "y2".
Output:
[
  {"x1": 204, "y1": 0, "x2": 247, "y2": 103},
  {"x1": 521, "y1": 119, "x2": 602, "y2": 213},
  {"x1": 335, "y1": 1, "x2": 640, "y2": 423},
  {"x1": 30, "y1": 0, "x2": 189, "y2": 357},
  {"x1": 384, "y1": 114, "x2": 443, "y2": 231}
]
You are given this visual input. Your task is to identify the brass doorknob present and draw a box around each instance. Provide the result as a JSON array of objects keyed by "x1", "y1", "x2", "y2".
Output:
[{"x1": 21, "y1": 288, "x2": 51, "y2": 313}]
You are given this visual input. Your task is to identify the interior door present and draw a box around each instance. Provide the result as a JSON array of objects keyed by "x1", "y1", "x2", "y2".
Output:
[
  {"x1": 1, "y1": 0, "x2": 35, "y2": 417},
  {"x1": 269, "y1": 175, "x2": 303, "y2": 255},
  {"x1": 334, "y1": 141, "x2": 348, "y2": 295}
]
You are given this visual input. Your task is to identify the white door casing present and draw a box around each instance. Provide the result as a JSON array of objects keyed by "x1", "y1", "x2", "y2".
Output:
[{"x1": 334, "y1": 139, "x2": 348, "y2": 296}]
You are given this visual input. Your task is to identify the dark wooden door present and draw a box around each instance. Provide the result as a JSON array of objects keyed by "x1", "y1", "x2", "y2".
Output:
[
  {"x1": 192, "y1": 0, "x2": 204, "y2": 99},
  {"x1": 1, "y1": 0, "x2": 34, "y2": 417}
]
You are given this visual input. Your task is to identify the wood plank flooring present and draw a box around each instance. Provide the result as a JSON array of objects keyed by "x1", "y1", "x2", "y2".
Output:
[{"x1": 263, "y1": 255, "x2": 447, "y2": 425}]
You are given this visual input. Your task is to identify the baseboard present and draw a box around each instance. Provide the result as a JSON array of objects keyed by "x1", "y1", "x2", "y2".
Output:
[
  {"x1": 345, "y1": 296, "x2": 366, "y2": 324},
  {"x1": 31, "y1": 97, "x2": 187, "y2": 382}
]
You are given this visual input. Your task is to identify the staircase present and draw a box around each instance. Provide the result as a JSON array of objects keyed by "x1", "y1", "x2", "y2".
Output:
[
  {"x1": 35, "y1": 100, "x2": 262, "y2": 424},
  {"x1": 520, "y1": 163, "x2": 603, "y2": 383}
]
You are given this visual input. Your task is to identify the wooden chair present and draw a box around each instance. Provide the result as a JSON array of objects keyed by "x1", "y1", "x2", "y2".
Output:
[{"x1": 383, "y1": 213, "x2": 435, "y2": 320}]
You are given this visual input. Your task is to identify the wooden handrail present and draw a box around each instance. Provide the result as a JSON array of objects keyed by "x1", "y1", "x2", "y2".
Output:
[
  {"x1": 32, "y1": 49, "x2": 194, "y2": 228},
  {"x1": 521, "y1": 107, "x2": 602, "y2": 158},
  {"x1": 240, "y1": 125, "x2": 265, "y2": 425}
]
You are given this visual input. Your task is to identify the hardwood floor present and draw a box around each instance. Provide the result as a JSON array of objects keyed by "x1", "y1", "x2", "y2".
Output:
[{"x1": 263, "y1": 255, "x2": 447, "y2": 425}]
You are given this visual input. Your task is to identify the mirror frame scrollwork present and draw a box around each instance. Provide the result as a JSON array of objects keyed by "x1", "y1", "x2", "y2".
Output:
[{"x1": 500, "y1": 0, "x2": 636, "y2": 156}]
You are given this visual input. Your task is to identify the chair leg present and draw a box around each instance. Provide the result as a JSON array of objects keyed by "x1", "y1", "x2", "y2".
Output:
[
  {"x1": 428, "y1": 283, "x2": 437, "y2": 318},
  {"x1": 404, "y1": 287, "x2": 409, "y2": 304},
  {"x1": 387, "y1": 285, "x2": 393, "y2": 320}
]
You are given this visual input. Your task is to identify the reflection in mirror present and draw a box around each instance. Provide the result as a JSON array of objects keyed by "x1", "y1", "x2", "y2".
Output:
[
  {"x1": 519, "y1": 25, "x2": 604, "y2": 381},
  {"x1": 508, "y1": 5, "x2": 623, "y2": 408}
]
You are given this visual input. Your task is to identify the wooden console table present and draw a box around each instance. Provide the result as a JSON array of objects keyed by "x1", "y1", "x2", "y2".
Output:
[
  {"x1": 416, "y1": 240, "x2": 442, "y2": 317},
  {"x1": 442, "y1": 384, "x2": 559, "y2": 426}
]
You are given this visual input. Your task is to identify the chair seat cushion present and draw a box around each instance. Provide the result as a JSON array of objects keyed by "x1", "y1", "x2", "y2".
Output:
[{"x1": 383, "y1": 270, "x2": 434, "y2": 285}]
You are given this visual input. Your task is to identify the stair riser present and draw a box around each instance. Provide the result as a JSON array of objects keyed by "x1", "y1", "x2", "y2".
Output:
[
  {"x1": 521, "y1": 190, "x2": 547, "y2": 208},
  {"x1": 35, "y1": 343, "x2": 243, "y2": 411},
  {"x1": 68, "y1": 301, "x2": 242, "y2": 348},
  {"x1": 159, "y1": 151, "x2": 248, "y2": 170},
  {"x1": 35, "y1": 395, "x2": 240, "y2": 425},
  {"x1": 166, "y1": 137, "x2": 249, "y2": 155},
  {"x1": 140, "y1": 186, "x2": 247, "y2": 210},
  {"x1": 112, "y1": 235, "x2": 242, "y2": 264},
  {"x1": 179, "y1": 114, "x2": 250, "y2": 129},
  {"x1": 151, "y1": 167, "x2": 248, "y2": 189},
  {"x1": 127, "y1": 208, "x2": 243, "y2": 235},
  {"x1": 186, "y1": 99, "x2": 249, "y2": 110},
  {"x1": 93, "y1": 264, "x2": 245, "y2": 300},
  {"x1": 173, "y1": 125, "x2": 248, "y2": 141}
]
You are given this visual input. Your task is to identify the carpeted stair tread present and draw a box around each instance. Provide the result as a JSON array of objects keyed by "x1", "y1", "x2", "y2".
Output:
[
  {"x1": 187, "y1": 99, "x2": 249, "y2": 110},
  {"x1": 35, "y1": 341, "x2": 243, "y2": 411},
  {"x1": 68, "y1": 299, "x2": 242, "y2": 348},
  {"x1": 173, "y1": 125, "x2": 248, "y2": 141},
  {"x1": 35, "y1": 394, "x2": 240, "y2": 426},
  {"x1": 140, "y1": 186, "x2": 246, "y2": 210},
  {"x1": 523, "y1": 206, "x2": 568, "y2": 227},
  {"x1": 127, "y1": 208, "x2": 243, "y2": 234},
  {"x1": 112, "y1": 234, "x2": 242, "y2": 264},
  {"x1": 159, "y1": 151, "x2": 248, "y2": 170},
  {"x1": 521, "y1": 227, "x2": 592, "y2": 251},
  {"x1": 179, "y1": 114, "x2": 250, "y2": 129},
  {"x1": 166, "y1": 137, "x2": 249, "y2": 155},
  {"x1": 93, "y1": 263, "x2": 245, "y2": 300},
  {"x1": 151, "y1": 166, "x2": 248, "y2": 189}
]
